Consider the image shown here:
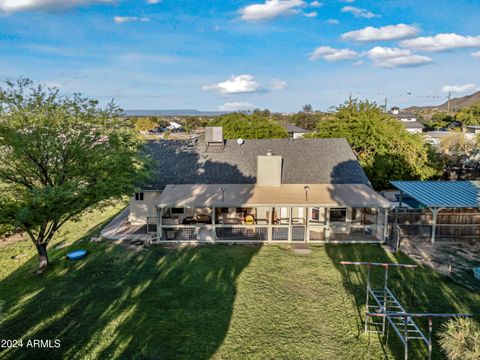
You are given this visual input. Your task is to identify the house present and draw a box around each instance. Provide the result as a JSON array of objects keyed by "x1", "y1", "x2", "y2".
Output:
[
  {"x1": 130, "y1": 127, "x2": 392, "y2": 244},
  {"x1": 390, "y1": 107, "x2": 424, "y2": 134},
  {"x1": 466, "y1": 125, "x2": 480, "y2": 135},
  {"x1": 166, "y1": 121, "x2": 183, "y2": 131},
  {"x1": 283, "y1": 124, "x2": 309, "y2": 139}
]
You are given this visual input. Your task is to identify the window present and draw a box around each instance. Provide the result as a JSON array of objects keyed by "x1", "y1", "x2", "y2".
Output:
[
  {"x1": 135, "y1": 192, "x2": 144, "y2": 201},
  {"x1": 171, "y1": 208, "x2": 184, "y2": 214},
  {"x1": 330, "y1": 208, "x2": 347, "y2": 222},
  {"x1": 311, "y1": 208, "x2": 320, "y2": 221}
]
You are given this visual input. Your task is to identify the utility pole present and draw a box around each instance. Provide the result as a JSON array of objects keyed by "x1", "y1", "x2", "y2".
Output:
[
  {"x1": 447, "y1": 92, "x2": 451, "y2": 115},
  {"x1": 384, "y1": 95, "x2": 388, "y2": 112}
]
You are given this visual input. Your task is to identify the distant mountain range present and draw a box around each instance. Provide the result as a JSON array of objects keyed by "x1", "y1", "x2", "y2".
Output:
[
  {"x1": 405, "y1": 91, "x2": 480, "y2": 113},
  {"x1": 123, "y1": 109, "x2": 230, "y2": 117}
]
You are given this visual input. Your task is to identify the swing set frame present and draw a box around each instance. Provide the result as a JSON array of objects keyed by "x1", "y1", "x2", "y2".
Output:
[{"x1": 340, "y1": 261, "x2": 472, "y2": 360}]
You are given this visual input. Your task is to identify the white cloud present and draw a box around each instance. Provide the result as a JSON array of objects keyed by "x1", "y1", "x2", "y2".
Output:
[
  {"x1": 400, "y1": 33, "x2": 480, "y2": 52},
  {"x1": 309, "y1": 46, "x2": 359, "y2": 61},
  {"x1": 326, "y1": 18, "x2": 339, "y2": 25},
  {"x1": 0, "y1": 0, "x2": 114, "y2": 12},
  {"x1": 342, "y1": 24, "x2": 419, "y2": 42},
  {"x1": 441, "y1": 84, "x2": 478, "y2": 93},
  {"x1": 304, "y1": 11, "x2": 317, "y2": 17},
  {"x1": 114, "y1": 16, "x2": 149, "y2": 24},
  {"x1": 202, "y1": 75, "x2": 261, "y2": 95},
  {"x1": 147, "y1": 0, "x2": 161, "y2": 3},
  {"x1": 239, "y1": 0, "x2": 304, "y2": 21},
  {"x1": 310, "y1": 1, "x2": 323, "y2": 7},
  {"x1": 219, "y1": 102, "x2": 256, "y2": 111},
  {"x1": 472, "y1": 51, "x2": 480, "y2": 59},
  {"x1": 367, "y1": 46, "x2": 433, "y2": 68},
  {"x1": 339, "y1": 0, "x2": 355, "y2": 2},
  {"x1": 341, "y1": 6, "x2": 378, "y2": 19},
  {"x1": 270, "y1": 79, "x2": 288, "y2": 90}
]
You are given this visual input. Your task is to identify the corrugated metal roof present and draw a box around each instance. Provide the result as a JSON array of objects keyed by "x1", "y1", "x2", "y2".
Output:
[{"x1": 390, "y1": 181, "x2": 480, "y2": 208}]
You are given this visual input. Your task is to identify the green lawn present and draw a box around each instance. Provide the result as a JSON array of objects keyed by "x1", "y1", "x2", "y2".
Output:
[{"x1": 0, "y1": 205, "x2": 479, "y2": 360}]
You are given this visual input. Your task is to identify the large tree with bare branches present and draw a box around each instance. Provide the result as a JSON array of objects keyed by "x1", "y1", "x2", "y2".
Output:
[{"x1": 0, "y1": 79, "x2": 148, "y2": 271}]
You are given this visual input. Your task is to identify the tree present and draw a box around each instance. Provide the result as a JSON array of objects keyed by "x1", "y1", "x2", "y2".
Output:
[
  {"x1": 209, "y1": 112, "x2": 288, "y2": 139},
  {"x1": 0, "y1": 79, "x2": 148, "y2": 271},
  {"x1": 309, "y1": 99, "x2": 438, "y2": 188},
  {"x1": 439, "y1": 318, "x2": 480, "y2": 360},
  {"x1": 440, "y1": 133, "x2": 478, "y2": 158},
  {"x1": 428, "y1": 113, "x2": 453, "y2": 130},
  {"x1": 135, "y1": 117, "x2": 158, "y2": 132},
  {"x1": 455, "y1": 102, "x2": 480, "y2": 126}
]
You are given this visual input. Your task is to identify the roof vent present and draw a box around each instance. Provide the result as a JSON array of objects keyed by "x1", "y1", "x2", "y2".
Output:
[
  {"x1": 237, "y1": 138, "x2": 244, "y2": 145},
  {"x1": 266, "y1": 150, "x2": 272, "y2": 156}
]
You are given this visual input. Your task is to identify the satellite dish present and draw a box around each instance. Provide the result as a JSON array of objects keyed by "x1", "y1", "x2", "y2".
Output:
[{"x1": 237, "y1": 138, "x2": 244, "y2": 145}]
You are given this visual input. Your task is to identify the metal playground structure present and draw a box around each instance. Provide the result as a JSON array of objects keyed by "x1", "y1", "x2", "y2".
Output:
[{"x1": 340, "y1": 261, "x2": 473, "y2": 360}]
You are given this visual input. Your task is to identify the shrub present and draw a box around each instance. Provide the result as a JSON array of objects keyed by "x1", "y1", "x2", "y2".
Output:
[{"x1": 438, "y1": 317, "x2": 480, "y2": 360}]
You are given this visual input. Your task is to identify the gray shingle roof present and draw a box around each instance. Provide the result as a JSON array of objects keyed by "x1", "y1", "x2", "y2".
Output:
[
  {"x1": 393, "y1": 112, "x2": 417, "y2": 119},
  {"x1": 284, "y1": 124, "x2": 309, "y2": 133},
  {"x1": 142, "y1": 138, "x2": 371, "y2": 190},
  {"x1": 402, "y1": 121, "x2": 424, "y2": 129}
]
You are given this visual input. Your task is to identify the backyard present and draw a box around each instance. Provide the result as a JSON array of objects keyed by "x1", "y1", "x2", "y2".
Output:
[{"x1": 0, "y1": 205, "x2": 479, "y2": 359}]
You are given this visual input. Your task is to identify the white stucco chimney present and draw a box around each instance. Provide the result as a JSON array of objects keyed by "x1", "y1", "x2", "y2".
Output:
[{"x1": 257, "y1": 152, "x2": 282, "y2": 186}]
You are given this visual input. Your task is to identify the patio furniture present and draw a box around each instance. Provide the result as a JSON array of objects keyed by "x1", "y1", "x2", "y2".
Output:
[
  {"x1": 182, "y1": 214, "x2": 211, "y2": 225},
  {"x1": 245, "y1": 214, "x2": 255, "y2": 225},
  {"x1": 222, "y1": 218, "x2": 242, "y2": 225}
]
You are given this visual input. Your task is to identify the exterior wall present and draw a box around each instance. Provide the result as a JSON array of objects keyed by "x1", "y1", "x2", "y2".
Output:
[
  {"x1": 292, "y1": 132, "x2": 305, "y2": 139},
  {"x1": 406, "y1": 128, "x2": 422, "y2": 134},
  {"x1": 156, "y1": 206, "x2": 388, "y2": 243},
  {"x1": 129, "y1": 191, "x2": 162, "y2": 225}
]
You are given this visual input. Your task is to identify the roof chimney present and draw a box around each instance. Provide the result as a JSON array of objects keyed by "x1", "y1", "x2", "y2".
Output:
[{"x1": 257, "y1": 152, "x2": 282, "y2": 186}]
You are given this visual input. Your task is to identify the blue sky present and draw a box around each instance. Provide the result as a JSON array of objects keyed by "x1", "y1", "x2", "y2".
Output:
[{"x1": 1, "y1": 0, "x2": 480, "y2": 112}]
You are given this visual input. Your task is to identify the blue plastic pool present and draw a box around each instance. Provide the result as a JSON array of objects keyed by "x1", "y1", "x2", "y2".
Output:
[
  {"x1": 67, "y1": 249, "x2": 87, "y2": 260},
  {"x1": 474, "y1": 267, "x2": 480, "y2": 281}
]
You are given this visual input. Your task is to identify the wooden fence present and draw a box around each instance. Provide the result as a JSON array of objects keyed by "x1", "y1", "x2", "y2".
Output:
[
  {"x1": 388, "y1": 208, "x2": 480, "y2": 242},
  {"x1": 443, "y1": 164, "x2": 480, "y2": 180}
]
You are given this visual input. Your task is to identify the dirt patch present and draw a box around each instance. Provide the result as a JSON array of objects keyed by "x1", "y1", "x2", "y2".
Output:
[
  {"x1": 0, "y1": 233, "x2": 28, "y2": 248},
  {"x1": 400, "y1": 238, "x2": 480, "y2": 291}
]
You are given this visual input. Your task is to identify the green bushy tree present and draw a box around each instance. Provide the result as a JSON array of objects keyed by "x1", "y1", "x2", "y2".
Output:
[
  {"x1": 210, "y1": 112, "x2": 288, "y2": 139},
  {"x1": 0, "y1": 79, "x2": 148, "y2": 271},
  {"x1": 308, "y1": 99, "x2": 438, "y2": 188}
]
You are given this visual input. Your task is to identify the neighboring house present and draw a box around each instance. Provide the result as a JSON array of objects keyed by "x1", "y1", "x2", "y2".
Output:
[
  {"x1": 283, "y1": 124, "x2": 309, "y2": 139},
  {"x1": 466, "y1": 125, "x2": 480, "y2": 135},
  {"x1": 166, "y1": 121, "x2": 183, "y2": 131},
  {"x1": 130, "y1": 127, "x2": 391, "y2": 244},
  {"x1": 390, "y1": 107, "x2": 424, "y2": 134}
]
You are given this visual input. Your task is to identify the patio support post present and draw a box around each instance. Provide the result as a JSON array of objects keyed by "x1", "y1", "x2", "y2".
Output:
[
  {"x1": 430, "y1": 208, "x2": 442, "y2": 244},
  {"x1": 288, "y1": 207, "x2": 292, "y2": 243},
  {"x1": 212, "y1": 207, "x2": 216, "y2": 242},
  {"x1": 157, "y1": 207, "x2": 163, "y2": 242},
  {"x1": 383, "y1": 209, "x2": 390, "y2": 243},
  {"x1": 325, "y1": 208, "x2": 331, "y2": 242},
  {"x1": 399, "y1": 191, "x2": 403, "y2": 208},
  {"x1": 305, "y1": 206, "x2": 310, "y2": 243},
  {"x1": 267, "y1": 207, "x2": 273, "y2": 243}
]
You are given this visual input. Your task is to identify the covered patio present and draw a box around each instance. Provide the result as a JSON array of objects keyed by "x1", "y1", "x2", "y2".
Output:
[
  {"x1": 154, "y1": 183, "x2": 392, "y2": 244},
  {"x1": 390, "y1": 181, "x2": 480, "y2": 243}
]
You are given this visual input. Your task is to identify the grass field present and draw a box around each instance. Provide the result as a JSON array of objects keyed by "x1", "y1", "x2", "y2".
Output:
[{"x1": 0, "y1": 205, "x2": 478, "y2": 359}]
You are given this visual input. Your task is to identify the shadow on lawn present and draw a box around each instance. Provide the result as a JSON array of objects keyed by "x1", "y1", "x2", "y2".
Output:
[
  {"x1": 0, "y1": 228, "x2": 260, "y2": 359},
  {"x1": 326, "y1": 244, "x2": 480, "y2": 360}
]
